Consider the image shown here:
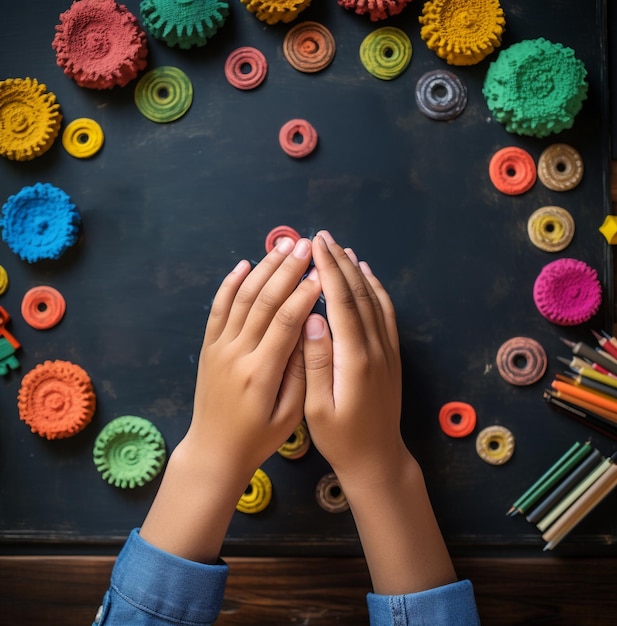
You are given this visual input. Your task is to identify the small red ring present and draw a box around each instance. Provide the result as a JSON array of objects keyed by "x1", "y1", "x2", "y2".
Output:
[
  {"x1": 21, "y1": 286, "x2": 66, "y2": 330},
  {"x1": 279, "y1": 119, "x2": 318, "y2": 158},
  {"x1": 224, "y1": 47, "x2": 268, "y2": 90},
  {"x1": 265, "y1": 225, "x2": 301, "y2": 253},
  {"x1": 489, "y1": 146, "x2": 536, "y2": 195},
  {"x1": 439, "y1": 401, "x2": 477, "y2": 438}
]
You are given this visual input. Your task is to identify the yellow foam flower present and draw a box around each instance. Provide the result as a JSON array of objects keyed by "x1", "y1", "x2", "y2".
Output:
[
  {"x1": 419, "y1": 0, "x2": 505, "y2": 66},
  {"x1": 0, "y1": 78, "x2": 62, "y2": 161}
]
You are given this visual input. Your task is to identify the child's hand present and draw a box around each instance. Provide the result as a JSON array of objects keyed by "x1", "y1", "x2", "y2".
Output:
[
  {"x1": 184, "y1": 237, "x2": 321, "y2": 479},
  {"x1": 302, "y1": 231, "x2": 405, "y2": 486}
]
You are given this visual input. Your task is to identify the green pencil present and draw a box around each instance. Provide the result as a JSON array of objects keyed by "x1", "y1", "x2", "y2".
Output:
[{"x1": 507, "y1": 441, "x2": 588, "y2": 516}]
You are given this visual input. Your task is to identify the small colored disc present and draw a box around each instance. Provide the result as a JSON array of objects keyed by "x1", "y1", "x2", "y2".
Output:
[
  {"x1": 476, "y1": 425, "x2": 515, "y2": 465},
  {"x1": 0, "y1": 265, "x2": 8, "y2": 295},
  {"x1": 62, "y1": 118, "x2": 104, "y2": 158},
  {"x1": 236, "y1": 468, "x2": 272, "y2": 514},
  {"x1": 439, "y1": 401, "x2": 477, "y2": 437},
  {"x1": 283, "y1": 21, "x2": 336, "y2": 73},
  {"x1": 359, "y1": 27, "x2": 412, "y2": 80},
  {"x1": 495, "y1": 337, "x2": 547, "y2": 386},
  {"x1": 21, "y1": 285, "x2": 66, "y2": 330},
  {"x1": 278, "y1": 420, "x2": 311, "y2": 459},
  {"x1": 315, "y1": 472, "x2": 349, "y2": 513},
  {"x1": 489, "y1": 146, "x2": 536, "y2": 195},
  {"x1": 415, "y1": 70, "x2": 467, "y2": 120},
  {"x1": 265, "y1": 225, "x2": 301, "y2": 252},
  {"x1": 279, "y1": 119, "x2": 318, "y2": 158},
  {"x1": 134, "y1": 66, "x2": 193, "y2": 123},
  {"x1": 225, "y1": 47, "x2": 268, "y2": 90},
  {"x1": 537, "y1": 144, "x2": 584, "y2": 191},
  {"x1": 527, "y1": 206, "x2": 575, "y2": 252}
]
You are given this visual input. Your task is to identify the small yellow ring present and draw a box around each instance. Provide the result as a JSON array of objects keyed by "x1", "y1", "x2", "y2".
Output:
[
  {"x1": 236, "y1": 468, "x2": 272, "y2": 514},
  {"x1": 278, "y1": 421, "x2": 311, "y2": 459},
  {"x1": 527, "y1": 206, "x2": 575, "y2": 252},
  {"x1": 0, "y1": 265, "x2": 8, "y2": 295},
  {"x1": 62, "y1": 118, "x2": 104, "y2": 158},
  {"x1": 475, "y1": 425, "x2": 515, "y2": 465}
]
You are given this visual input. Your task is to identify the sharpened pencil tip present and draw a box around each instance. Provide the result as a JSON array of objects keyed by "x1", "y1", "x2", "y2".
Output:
[
  {"x1": 557, "y1": 356, "x2": 571, "y2": 366},
  {"x1": 560, "y1": 337, "x2": 575, "y2": 348},
  {"x1": 591, "y1": 330, "x2": 602, "y2": 341},
  {"x1": 601, "y1": 330, "x2": 612, "y2": 340}
]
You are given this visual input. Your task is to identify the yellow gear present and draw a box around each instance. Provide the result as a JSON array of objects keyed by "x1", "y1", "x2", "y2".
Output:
[
  {"x1": 236, "y1": 468, "x2": 272, "y2": 514},
  {"x1": 0, "y1": 78, "x2": 62, "y2": 161}
]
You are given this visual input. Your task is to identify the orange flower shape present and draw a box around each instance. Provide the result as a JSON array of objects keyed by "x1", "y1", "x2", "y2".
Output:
[{"x1": 18, "y1": 360, "x2": 96, "y2": 439}]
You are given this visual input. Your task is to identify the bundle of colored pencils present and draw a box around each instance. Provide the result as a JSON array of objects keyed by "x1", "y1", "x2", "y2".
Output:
[
  {"x1": 507, "y1": 441, "x2": 617, "y2": 550},
  {"x1": 544, "y1": 330, "x2": 617, "y2": 441}
]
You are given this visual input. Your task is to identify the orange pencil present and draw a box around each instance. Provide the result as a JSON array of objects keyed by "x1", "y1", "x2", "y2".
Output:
[
  {"x1": 550, "y1": 387, "x2": 617, "y2": 426},
  {"x1": 551, "y1": 379, "x2": 617, "y2": 415}
]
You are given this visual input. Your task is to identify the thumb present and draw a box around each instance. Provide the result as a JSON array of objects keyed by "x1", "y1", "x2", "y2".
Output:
[{"x1": 303, "y1": 314, "x2": 334, "y2": 418}]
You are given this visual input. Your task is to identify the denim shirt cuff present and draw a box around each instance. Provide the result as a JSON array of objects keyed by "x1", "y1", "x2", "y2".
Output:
[
  {"x1": 109, "y1": 528, "x2": 228, "y2": 625},
  {"x1": 366, "y1": 579, "x2": 480, "y2": 625}
]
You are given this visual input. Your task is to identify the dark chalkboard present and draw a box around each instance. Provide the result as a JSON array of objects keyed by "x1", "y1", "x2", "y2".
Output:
[{"x1": 1, "y1": 0, "x2": 615, "y2": 556}]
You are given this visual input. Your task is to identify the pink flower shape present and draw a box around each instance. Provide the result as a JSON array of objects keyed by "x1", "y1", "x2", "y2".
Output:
[
  {"x1": 52, "y1": 0, "x2": 148, "y2": 90},
  {"x1": 337, "y1": 0, "x2": 413, "y2": 22},
  {"x1": 533, "y1": 258, "x2": 602, "y2": 326}
]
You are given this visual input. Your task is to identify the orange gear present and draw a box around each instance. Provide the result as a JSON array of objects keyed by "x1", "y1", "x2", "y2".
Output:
[
  {"x1": 18, "y1": 360, "x2": 96, "y2": 439},
  {"x1": 0, "y1": 78, "x2": 62, "y2": 161}
]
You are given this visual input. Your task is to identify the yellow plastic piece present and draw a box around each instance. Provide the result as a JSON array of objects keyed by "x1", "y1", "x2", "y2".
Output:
[
  {"x1": 236, "y1": 468, "x2": 272, "y2": 514},
  {"x1": 277, "y1": 421, "x2": 311, "y2": 459},
  {"x1": 419, "y1": 0, "x2": 505, "y2": 66},
  {"x1": 0, "y1": 265, "x2": 8, "y2": 295},
  {"x1": 62, "y1": 118, "x2": 104, "y2": 158},
  {"x1": 0, "y1": 77, "x2": 62, "y2": 161},
  {"x1": 475, "y1": 425, "x2": 515, "y2": 465},
  {"x1": 599, "y1": 215, "x2": 617, "y2": 245}
]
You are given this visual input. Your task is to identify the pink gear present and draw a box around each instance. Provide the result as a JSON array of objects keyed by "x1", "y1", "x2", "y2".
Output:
[
  {"x1": 52, "y1": 0, "x2": 148, "y2": 90},
  {"x1": 337, "y1": 0, "x2": 413, "y2": 21}
]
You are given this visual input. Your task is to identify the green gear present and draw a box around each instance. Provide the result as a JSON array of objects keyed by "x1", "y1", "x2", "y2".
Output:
[
  {"x1": 482, "y1": 38, "x2": 588, "y2": 137},
  {"x1": 93, "y1": 415, "x2": 166, "y2": 488},
  {"x1": 0, "y1": 338, "x2": 19, "y2": 376}
]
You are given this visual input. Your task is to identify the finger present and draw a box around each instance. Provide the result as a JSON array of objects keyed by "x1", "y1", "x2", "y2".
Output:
[
  {"x1": 312, "y1": 234, "x2": 377, "y2": 343},
  {"x1": 257, "y1": 267, "x2": 322, "y2": 372},
  {"x1": 360, "y1": 261, "x2": 400, "y2": 357},
  {"x1": 242, "y1": 238, "x2": 315, "y2": 344},
  {"x1": 203, "y1": 259, "x2": 252, "y2": 346},
  {"x1": 271, "y1": 339, "x2": 306, "y2": 433},
  {"x1": 302, "y1": 314, "x2": 335, "y2": 420},
  {"x1": 222, "y1": 237, "x2": 300, "y2": 340}
]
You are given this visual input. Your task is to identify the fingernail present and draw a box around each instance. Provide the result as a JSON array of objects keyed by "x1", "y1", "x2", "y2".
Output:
[
  {"x1": 305, "y1": 267, "x2": 319, "y2": 281},
  {"x1": 232, "y1": 259, "x2": 248, "y2": 273},
  {"x1": 277, "y1": 237, "x2": 295, "y2": 254},
  {"x1": 359, "y1": 260, "x2": 374, "y2": 276},
  {"x1": 304, "y1": 315, "x2": 326, "y2": 339},
  {"x1": 344, "y1": 247, "x2": 359, "y2": 266},
  {"x1": 317, "y1": 230, "x2": 335, "y2": 244},
  {"x1": 293, "y1": 238, "x2": 311, "y2": 259}
]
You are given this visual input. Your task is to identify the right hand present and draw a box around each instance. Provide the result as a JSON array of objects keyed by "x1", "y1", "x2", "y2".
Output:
[{"x1": 302, "y1": 231, "x2": 408, "y2": 486}]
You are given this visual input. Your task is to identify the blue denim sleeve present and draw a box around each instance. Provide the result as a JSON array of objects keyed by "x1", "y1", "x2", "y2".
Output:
[
  {"x1": 93, "y1": 528, "x2": 228, "y2": 626},
  {"x1": 366, "y1": 580, "x2": 480, "y2": 625}
]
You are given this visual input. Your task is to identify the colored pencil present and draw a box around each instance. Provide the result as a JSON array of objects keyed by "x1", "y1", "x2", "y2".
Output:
[
  {"x1": 560, "y1": 371, "x2": 617, "y2": 400},
  {"x1": 550, "y1": 387, "x2": 617, "y2": 425},
  {"x1": 592, "y1": 329, "x2": 617, "y2": 359},
  {"x1": 536, "y1": 454, "x2": 610, "y2": 532},
  {"x1": 550, "y1": 382, "x2": 617, "y2": 425},
  {"x1": 542, "y1": 455, "x2": 617, "y2": 550},
  {"x1": 506, "y1": 442, "x2": 590, "y2": 516},
  {"x1": 544, "y1": 391, "x2": 617, "y2": 441},
  {"x1": 525, "y1": 449, "x2": 603, "y2": 524},
  {"x1": 560, "y1": 338, "x2": 617, "y2": 376}
]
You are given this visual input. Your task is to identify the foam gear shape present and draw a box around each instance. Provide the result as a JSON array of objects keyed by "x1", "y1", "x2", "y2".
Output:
[
  {"x1": 18, "y1": 360, "x2": 96, "y2": 440},
  {"x1": 337, "y1": 0, "x2": 412, "y2": 22},
  {"x1": 0, "y1": 265, "x2": 8, "y2": 295},
  {"x1": 0, "y1": 78, "x2": 62, "y2": 161},
  {"x1": 93, "y1": 415, "x2": 166, "y2": 488},
  {"x1": 1, "y1": 183, "x2": 81, "y2": 263},
  {"x1": 240, "y1": 0, "x2": 312, "y2": 25},
  {"x1": 419, "y1": 0, "x2": 505, "y2": 66},
  {"x1": 0, "y1": 338, "x2": 19, "y2": 377},
  {"x1": 134, "y1": 67, "x2": 193, "y2": 122},
  {"x1": 483, "y1": 38, "x2": 588, "y2": 138},
  {"x1": 140, "y1": 0, "x2": 229, "y2": 49},
  {"x1": 533, "y1": 258, "x2": 602, "y2": 326},
  {"x1": 52, "y1": 0, "x2": 148, "y2": 90}
]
